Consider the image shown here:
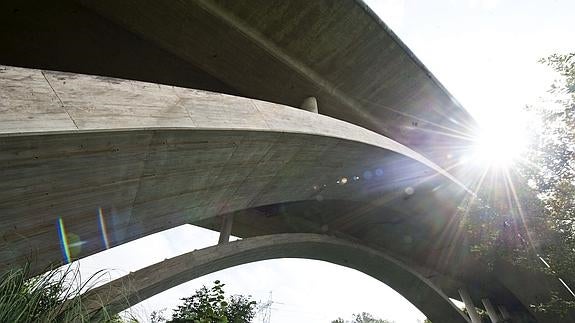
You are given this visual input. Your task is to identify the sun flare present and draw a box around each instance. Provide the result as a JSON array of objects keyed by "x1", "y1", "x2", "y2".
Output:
[{"x1": 471, "y1": 123, "x2": 528, "y2": 169}]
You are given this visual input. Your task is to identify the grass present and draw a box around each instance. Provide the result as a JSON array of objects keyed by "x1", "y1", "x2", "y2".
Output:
[{"x1": 0, "y1": 263, "x2": 124, "y2": 322}]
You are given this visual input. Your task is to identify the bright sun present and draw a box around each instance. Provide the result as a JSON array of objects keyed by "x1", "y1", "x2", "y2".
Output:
[{"x1": 471, "y1": 122, "x2": 528, "y2": 169}]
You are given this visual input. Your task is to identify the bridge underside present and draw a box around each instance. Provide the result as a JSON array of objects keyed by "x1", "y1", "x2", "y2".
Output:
[
  {"x1": 1, "y1": 1, "x2": 570, "y2": 321},
  {"x1": 0, "y1": 66, "x2": 549, "y2": 321},
  {"x1": 0, "y1": 0, "x2": 478, "y2": 169},
  {"x1": 1, "y1": 66, "x2": 464, "y2": 276}
]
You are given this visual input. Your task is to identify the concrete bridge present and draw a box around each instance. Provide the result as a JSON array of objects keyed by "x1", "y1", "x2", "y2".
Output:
[{"x1": 0, "y1": 0, "x2": 572, "y2": 322}]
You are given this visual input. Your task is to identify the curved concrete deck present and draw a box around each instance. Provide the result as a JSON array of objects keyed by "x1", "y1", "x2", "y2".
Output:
[
  {"x1": 82, "y1": 233, "x2": 469, "y2": 323},
  {"x1": 0, "y1": 66, "x2": 463, "y2": 184},
  {"x1": 0, "y1": 66, "x2": 468, "y2": 276},
  {"x1": 0, "y1": 66, "x2": 548, "y2": 321}
]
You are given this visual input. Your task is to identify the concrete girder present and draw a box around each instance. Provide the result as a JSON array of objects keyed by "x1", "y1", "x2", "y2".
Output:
[
  {"x1": 0, "y1": 65, "x2": 458, "y2": 180},
  {"x1": 217, "y1": 214, "x2": 234, "y2": 244},
  {"x1": 0, "y1": 0, "x2": 478, "y2": 167},
  {"x1": 498, "y1": 305, "x2": 512, "y2": 321},
  {"x1": 459, "y1": 288, "x2": 482, "y2": 323},
  {"x1": 81, "y1": 233, "x2": 470, "y2": 323},
  {"x1": 482, "y1": 298, "x2": 502, "y2": 323},
  {"x1": 0, "y1": 65, "x2": 468, "y2": 277},
  {"x1": 300, "y1": 96, "x2": 319, "y2": 113}
]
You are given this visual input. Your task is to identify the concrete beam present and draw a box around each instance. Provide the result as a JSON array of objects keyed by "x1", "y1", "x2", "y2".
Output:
[
  {"x1": 0, "y1": 65, "x2": 468, "y2": 277},
  {"x1": 459, "y1": 288, "x2": 482, "y2": 323},
  {"x1": 218, "y1": 214, "x2": 233, "y2": 244},
  {"x1": 80, "y1": 233, "x2": 470, "y2": 323},
  {"x1": 0, "y1": 65, "x2": 459, "y2": 183},
  {"x1": 498, "y1": 305, "x2": 512, "y2": 321},
  {"x1": 300, "y1": 96, "x2": 318, "y2": 113},
  {"x1": 482, "y1": 298, "x2": 502, "y2": 323}
]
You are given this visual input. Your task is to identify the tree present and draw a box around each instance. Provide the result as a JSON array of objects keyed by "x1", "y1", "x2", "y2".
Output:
[
  {"x1": 166, "y1": 280, "x2": 257, "y2": 323},
  {"x1": 331, "y1": 312, "x2": 394, "y2": 323},
  {"x1": 525, "y1": 53, "x2": 575, "y2": 278},
  {"x1": 352, "y1": 312, "x2": 394, "y2": 323},
  {"x1": 150, "y1": 309, "x2": 167, "y2": 323},
  {"x1": 520, "y1": 52, "x2": 575, "y2": 314},
  {"x1": 461, "y1": 53, "x2": 575, "y2": 316}
]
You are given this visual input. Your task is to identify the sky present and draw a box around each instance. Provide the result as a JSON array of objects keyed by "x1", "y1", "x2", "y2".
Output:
[{"x1": 74, "y1": 1, "x2": 575, "y2": 322}]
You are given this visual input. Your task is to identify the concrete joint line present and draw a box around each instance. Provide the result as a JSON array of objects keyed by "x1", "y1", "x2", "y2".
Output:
[
  {"x1": 41, "y1": 70, "x2": 79, "y2": 130},
  {"x1": 194, "y1": 0, "x2": 382, "y2": 130}
]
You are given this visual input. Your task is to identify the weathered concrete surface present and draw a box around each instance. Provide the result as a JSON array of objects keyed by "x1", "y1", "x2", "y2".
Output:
[
  {"x1": 82, "y1": 233, "x2": 470, "y2": 323},
  {"x1": 0, "y1": 0, "x2": 478, "y2": 168},
  {"x1": 0, "y1": 65, "x2": 460, "y2": 181},
  {"x1": 0, "y1": 66, "x2": 540, "y2": 321},
  {"x1": 0, "y1": 65, "x2": 466, "y2": 273},
  {"x1": 0, "y1": 0, "x2": 566, "y2": 319}
]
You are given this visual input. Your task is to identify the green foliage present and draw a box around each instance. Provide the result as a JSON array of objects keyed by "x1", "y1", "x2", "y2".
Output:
[
  {"x1": 224, "y1": 295, "x2": 257, "y2": 323},
  {"x1": 150, "y1": 309, "x2": 167, "y2": 323},
  {"x1": 167, "y1": 280, "x2": 257, "y2": 323},
  {"x1": 109, "y1": 314, "x2": 135, "y2": 323},
  {"x1": 462, "y1": 52, "x2": 575, "y2": 316},
  {"x1": 526, "y1": 53, "x2": 575, "y2": 280},
  {"x1": 460, "y1": 171, "x2": 543, "y2": 271},
  {"x1": 0, "y1": 264, "x2": 115, "y2": 323},
  {"x1": 331, "y1": 312, "x2": 394, "y2": 323},
  {"x1": 530, "y1": 291, "x2": 575, "y2": 317},
  {"x1": 540, "y1": 53, "x2": 575, "y2": 94},
  {"x1": 461, "y1": 306, "x2": 490, "y2": 323},
  {"x1": 352, "y1": 312, "x2": 394, "y2": 323},
  {"x1": 522, "y1": 52, "x2": 575, "y2": 316}
]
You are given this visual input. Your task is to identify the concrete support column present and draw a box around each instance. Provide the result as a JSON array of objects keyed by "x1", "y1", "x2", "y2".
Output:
[
  {"x1": 482, "y1": 298, "x2": 502, "y2": 323},
  {"x1": 300, "y1": 96, "x2": 318, "y2": 113},
  {"x1": 218, "y1": 214, "x2": 233, "y2": 244},
  {"x1": 458, "y1": 288, "x2": 482, "y2": 323},
  {"x1": 497, "y1": 305, "x2": 512, "y2": 321}
]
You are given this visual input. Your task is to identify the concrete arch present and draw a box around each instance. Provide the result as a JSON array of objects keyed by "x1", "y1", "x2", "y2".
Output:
[
  {"x1": 0, "y1": 66, "x2": 469, "y2": 277},
  {"x1": 82, "y1": 233, "x2": 470, "y2": 323}
]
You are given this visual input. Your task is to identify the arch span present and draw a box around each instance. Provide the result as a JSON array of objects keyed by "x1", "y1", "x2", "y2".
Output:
[
  {"x1": 83, "y1": 233, "x2": 470, "y2": 323},
  {"x1": 0, "y1": 65, "x2": 469, "y2": 277}
]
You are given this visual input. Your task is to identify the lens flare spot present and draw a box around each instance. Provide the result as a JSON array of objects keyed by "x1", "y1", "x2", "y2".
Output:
[
  {"x1": 98, "y1": 207, "x2": 111, "y2": 249},
  {"x1": 67, "y1": 233, "x2": 84, "y2": 258},
  {"x1": 363, "y1": 170, "x2": 373, "y2": 180},
  {"x1": 57, "y1": 217, "x2": 71, "y2": 264}
]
